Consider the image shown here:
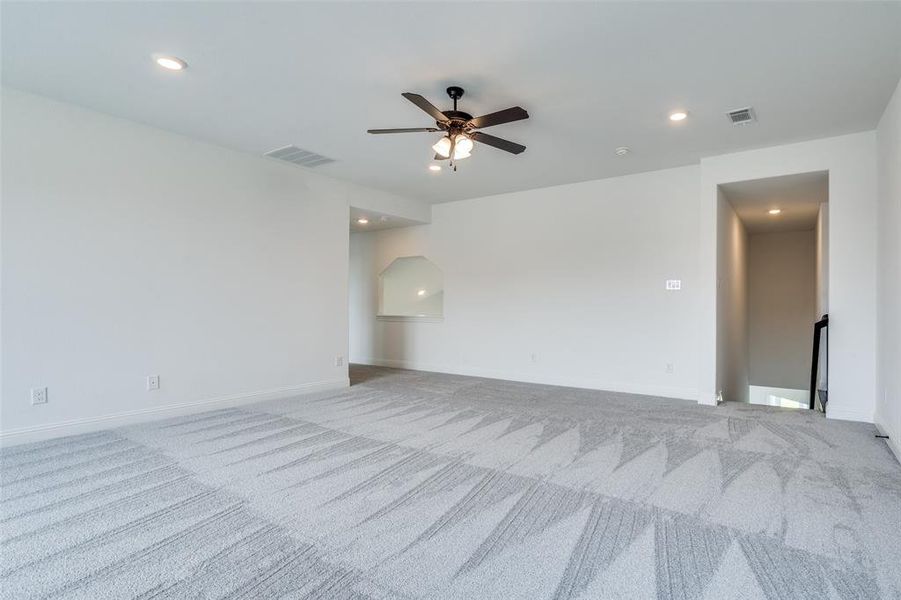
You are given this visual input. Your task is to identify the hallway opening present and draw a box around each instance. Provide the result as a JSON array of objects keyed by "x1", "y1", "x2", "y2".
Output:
[{"x1": 716, "y1": 171, "x2": 829, "y2": 409}]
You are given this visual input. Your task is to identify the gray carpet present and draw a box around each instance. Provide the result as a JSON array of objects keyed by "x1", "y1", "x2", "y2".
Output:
[{"x1": 3, "y1": 365, "x2": 901, "y2": 599}]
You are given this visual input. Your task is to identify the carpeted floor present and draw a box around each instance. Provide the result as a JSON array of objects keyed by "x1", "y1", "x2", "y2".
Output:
[{"x1": 2, "y1": 365, "x2": 901, "y2": 599}]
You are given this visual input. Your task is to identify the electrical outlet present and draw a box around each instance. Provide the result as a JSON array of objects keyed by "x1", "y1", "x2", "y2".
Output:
[
  {"x1": 666, "y1": 363, "x2": 674, "y2": 374},
  {"x1": 146, "y1": 375, "x2": 160, "y2": 391},
  {"x1": 665, "y1": 280, "x2": 682, "y2": 291},
  {"x1": 30, "y1": 387, "x2": 48, "y2": 405},
  {"x1": 335, "y1": 355, "x2": 345, "y2": 367}
]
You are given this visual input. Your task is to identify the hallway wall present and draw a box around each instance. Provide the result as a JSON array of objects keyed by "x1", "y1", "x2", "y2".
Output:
[
  {"x1": 815, "y1": 203, "x2": 830, "y2": 319},
  {"x1": 747, "y1": 230, "x2": 817, "y2": 390},
  {"x1": 876, "y1": 77, "x2": 901, "y2": 458},
  {"x1": 715, "y1": 191, "x2": 749, "y2": 403}
]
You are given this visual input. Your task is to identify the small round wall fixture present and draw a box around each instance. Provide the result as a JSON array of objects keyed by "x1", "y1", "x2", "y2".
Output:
[
  {"x1": 153, "y1": 54, "x2": 187, "y2": 71},
  {"x1": 615, "y1": 146, "x2": 631, "y2": 156}
]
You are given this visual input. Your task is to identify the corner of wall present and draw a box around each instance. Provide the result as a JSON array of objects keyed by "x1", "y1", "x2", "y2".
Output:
[{"x1": 874, "y1": 76, "x2": 901, "y2": 461}]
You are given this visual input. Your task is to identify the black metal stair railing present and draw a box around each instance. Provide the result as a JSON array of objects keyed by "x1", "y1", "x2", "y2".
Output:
[{"x1": 809, "y1": 314, "x2": 829, "y2": 411}]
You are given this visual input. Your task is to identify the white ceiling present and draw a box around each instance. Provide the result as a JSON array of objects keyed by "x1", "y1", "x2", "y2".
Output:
[
  {"x1": 720, "y1": 171, "x2": 828, "y2": 233},
  {"x1": 3, "y1": 2, "x2": 899, "y2": 205}
]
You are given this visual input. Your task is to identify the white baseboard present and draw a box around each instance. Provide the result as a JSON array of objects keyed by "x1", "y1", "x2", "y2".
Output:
[
  {"x1": 875, "y1": 421, "x2": 901, "y2": 465},
  {"x1": 825, "y1": 407, "x2": 874, "y2": 424},
  {"x1": 697, "y1": 391, "x2": 720, "y2": 407},
  {"x1": 355, "y1": 358, "x2": 699, "y2": 402},
  {"x1": 0, "y1": 378, "x2": 349, "y2": 447}
]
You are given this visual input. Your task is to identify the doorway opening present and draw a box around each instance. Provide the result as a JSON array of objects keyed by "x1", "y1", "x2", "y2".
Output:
[
  {"x1": 347, "y1": 205, "x2": 429, "y2": 387},
  {"x1": 716, "y1": 171, "x2": 829, "y2": 410}
]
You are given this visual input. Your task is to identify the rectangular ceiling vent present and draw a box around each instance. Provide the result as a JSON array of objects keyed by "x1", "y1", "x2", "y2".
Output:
[
  {"x1": 264, "y1": 145, "x2": 335, "y2": 168},
  {"x1": 726, "y1": 107, "x2": 757, "y2": 127}
]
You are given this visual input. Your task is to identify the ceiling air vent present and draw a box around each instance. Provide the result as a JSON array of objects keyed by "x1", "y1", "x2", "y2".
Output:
[
  {"x1": 264, "y1": 145, "x2": 335, "y2": 168},
  {"x1": 726, "y1": 107, "x2": 757, "y2": 127}
]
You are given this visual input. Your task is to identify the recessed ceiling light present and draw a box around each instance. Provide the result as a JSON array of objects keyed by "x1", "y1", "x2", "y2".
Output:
[
  {"x1": 417, "y1": 289, "x2": 426, "y2": 296},
  {"x1": 429, "y1": 165, "x2": 441, "y2": 172},
  {"x1": 357, "y1": 217, "x2": 369, "y2": 225},
  {"x1": 154, "y1": 55, "x2": 187, "y2": 71},
  {"x1": 768, "y1": 208, "x2": 782, "y2": 215},
  {"x1": 669, "y1": 111, "x2": 688, "y2": 122},
  {"x1": 615, "y1": 146, "x2": 631, "y2": 156}
]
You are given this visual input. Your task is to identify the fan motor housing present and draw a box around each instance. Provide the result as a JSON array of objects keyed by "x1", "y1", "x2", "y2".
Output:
[{"x1": 440, "y1": 110, "x2": 473, "y2": 123}]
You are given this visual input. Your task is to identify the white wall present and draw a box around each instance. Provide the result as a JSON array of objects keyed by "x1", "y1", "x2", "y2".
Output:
[
  {"x1": 715, "y1": 192, "x2": 749, "y2": 403},
  {"x1": 0, "y1": 89, "x2": 416, "y2": 444},
  {"x1": 815, "y1": 203, "x2": 829, "y2": 319},
  {"x1": 5, "y1": 89, "x2": 890, "y2": 440},
  {"x1": 876, "y1": 78, "x2": 901, "y2": 459},
  {"x1": 747, "y1": 230, "x2": 816, "y2": 391},
  {"x1": 349, "y1": 232, "x2": 379, "y2": 363},
  {"x1": 699, "y1": 132, "x2": 878, "y2": 422},
  {"x1": 350, "y1": 166, "x2": 702, "y2": 400}
]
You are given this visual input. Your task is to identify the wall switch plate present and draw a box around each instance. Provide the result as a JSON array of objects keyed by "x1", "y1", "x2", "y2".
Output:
[
  {"x1": 666, "y1": 363, "x2": 674, "y2": 374},
  {"x1": 665, "y1": 280, "x2": 682, "y2": 291},
  {"x1": 146, "y1": 375, "x2": 160, "y2": 391},
  {"x1": 335, "y1": 355, "x2": 345, "y2": 367},
  {"x1": 530, "y1": 353, "x2": 538, "y2": 363},
  {"x1": 30, "y1": 387, "x2": 48, "y2": 405}
]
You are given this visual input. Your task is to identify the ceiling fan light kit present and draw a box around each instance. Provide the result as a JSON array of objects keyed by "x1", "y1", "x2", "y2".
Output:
[
  {"x1": 432, "y1": 134, "x2": 473, "y2": 160},
  {"x1": 368, "y1": 86, "x2": 528, "y2": 171}
]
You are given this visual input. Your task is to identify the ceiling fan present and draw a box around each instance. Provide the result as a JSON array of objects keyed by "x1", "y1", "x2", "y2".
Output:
[{"x1": 367, "y1": 86, "x2": 529, "y2": 170}]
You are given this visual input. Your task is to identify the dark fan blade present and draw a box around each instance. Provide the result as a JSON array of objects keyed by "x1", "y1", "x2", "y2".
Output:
[
  {"x1": 367, "y1": 127, "x2": 441, "y2": 134},
  {"x1": 402, "y1": 93, "x2": 450, "y2": 123},
  {"x1": 468, "y1": 106, "x2": 529, "y2": 129},
  {"x1": 470, "y1": 131, "x2": 526, "y2": 154}
]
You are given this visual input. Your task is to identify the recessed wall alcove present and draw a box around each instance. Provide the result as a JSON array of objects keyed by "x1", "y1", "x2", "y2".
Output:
[{"x1": 377, "y1": 256, "x2": 444, "y2": 321}]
